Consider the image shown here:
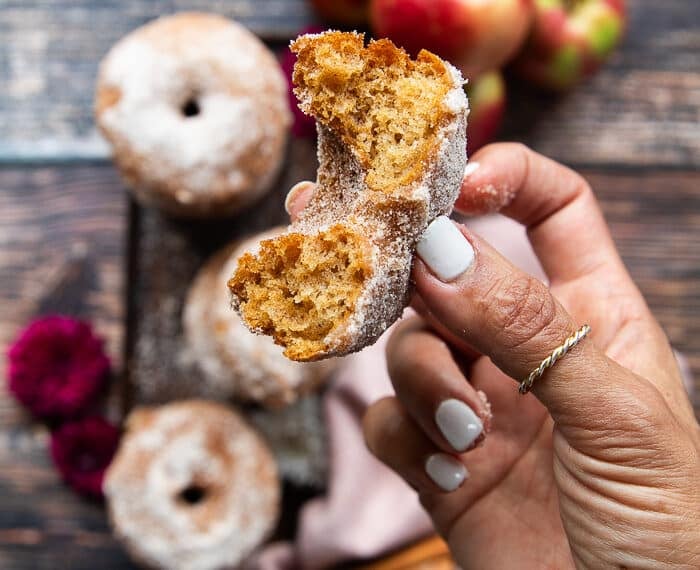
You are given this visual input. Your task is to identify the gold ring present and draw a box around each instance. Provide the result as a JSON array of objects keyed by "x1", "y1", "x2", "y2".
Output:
[{"x1": 519, "y1": 324, "x2": 591, "y2": 395}]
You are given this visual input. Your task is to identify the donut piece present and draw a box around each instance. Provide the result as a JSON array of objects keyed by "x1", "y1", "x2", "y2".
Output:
[
  {"x1": 228, "y1": 32, "x2": 468, "y2": 361},
  {"x1": 95, "y1": 13, "x2": 291, "y2": 218},
  {"x1": 184, "y1": 230, "x2": 332, "y2": 408},
  {"x1": 104, "y1": 400, "x2": 279, "y2": 570}
]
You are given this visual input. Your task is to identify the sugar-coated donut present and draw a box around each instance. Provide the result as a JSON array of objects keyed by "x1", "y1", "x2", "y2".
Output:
[
  {"x1": 104, "y1": 400, "x2": 279, "y2": 570},
  {"x1": 228, "y1": 32, "x2": 468, "y2": 361},
  {"x1": 184, "y1": 230, "x2": 331, "y2": 407},
  {"x1": 95, "y1": 13, "x2": 291, "y2": 218}
]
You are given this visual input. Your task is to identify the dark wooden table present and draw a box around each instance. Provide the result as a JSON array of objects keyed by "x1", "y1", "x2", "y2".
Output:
[{"x1": 1, "y1": 1, "x2": 699, "y2": 568}]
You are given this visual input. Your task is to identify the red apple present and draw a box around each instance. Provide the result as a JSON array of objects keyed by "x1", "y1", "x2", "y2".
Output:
[
  {"x1": 514, "y1": 0, "x2": 626, "y2": 90},
  {"x1": 466, "y1": 70, "x2": 506, "y2": 155},
  {"x1": 370, "y1": 0, "x2": 533, "y2": 80},
  {"x1": 311, "y1": 0, "x2": 370, "y2": 26}
]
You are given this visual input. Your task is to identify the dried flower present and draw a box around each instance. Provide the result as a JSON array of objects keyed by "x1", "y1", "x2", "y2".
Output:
[
  {"x1": 7, "y1": 315, "x2": 110, "y2": 420},
  {"x1": 50, "y1": 416, "x2": 120, "y2": 499}
]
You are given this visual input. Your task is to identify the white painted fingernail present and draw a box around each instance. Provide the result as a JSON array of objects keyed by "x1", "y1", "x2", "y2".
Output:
[
  {"x1": 416, "y1": 216, "x2": 475, "y2": 282},
  {"x1": 436, "y1": 399, "x2": 483, "y2": 452},
  {"x1": 284, "y1": 181, "x2": 313, "y2": 215},
  {"x1": 463, "y1": 161, "x2": 480, "y2": 178},
  {"x1": 425, "y1": 454, "x2": 468, "y2": 492}
]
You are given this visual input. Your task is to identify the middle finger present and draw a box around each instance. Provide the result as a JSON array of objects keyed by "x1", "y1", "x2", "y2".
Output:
[{"x1": 387, "y1": 317, "x2": 492, "y2": 454}]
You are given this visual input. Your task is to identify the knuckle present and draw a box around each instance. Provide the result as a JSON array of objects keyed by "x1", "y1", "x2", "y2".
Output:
[
  {"x1": 484, "y1": 274, "x2": 560, "y2": 351},
  {"x1": 511, "y1": 141, "x2": 531, "y2": 157},
  {"x1": 609, "y1": 379, "x2": 669, "y2": 434},
  {"x1": 590, "y1": 379, "x2": 683, "y2": 467}
]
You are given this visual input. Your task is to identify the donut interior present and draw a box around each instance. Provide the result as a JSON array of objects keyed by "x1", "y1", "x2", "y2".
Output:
[
  {"x1": 229, "y1": 225, "x2": 370, "y2": 361},
  {"x1": 229, "y1": 32, "x2": 457, "y2": 361},
  {"x1": 291, "y1": 31, "x2": 454, "y2": 194}
]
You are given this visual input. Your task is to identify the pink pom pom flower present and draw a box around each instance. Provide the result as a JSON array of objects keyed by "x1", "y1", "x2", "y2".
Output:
[
  {"x1": 50, "y1": 416, "x2": 121, "y2": 499},
  {"x1": 7, "y1": 315, "x2": 111, "y2": 421}
]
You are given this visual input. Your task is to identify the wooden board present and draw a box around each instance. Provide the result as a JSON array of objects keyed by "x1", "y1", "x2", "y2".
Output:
[
  {"x1": 0, "y1": 0, "x2": 314, "y2": 162},
  {"x1": 0, "y1": 0, "x2": 699, "y2": 168}
]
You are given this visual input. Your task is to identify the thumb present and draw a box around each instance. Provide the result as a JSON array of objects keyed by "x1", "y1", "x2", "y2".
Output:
[{"x1": 413, "y1": 216, "x2": 664, "y2": 439}]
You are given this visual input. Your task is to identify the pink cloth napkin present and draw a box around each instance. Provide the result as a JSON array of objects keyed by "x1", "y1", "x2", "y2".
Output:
[
  {"x1": 256, "y1": 215, "x2": 695, "y2": 569},
  {"x1": 257, "y1": 331, "x2": 434, "y2": 569}
]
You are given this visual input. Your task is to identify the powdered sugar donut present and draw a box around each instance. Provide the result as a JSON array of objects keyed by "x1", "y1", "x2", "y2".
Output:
[
  {"x1": 184, "y1": 230, "x2": 331, "y2": 407},
  {"x1": 228, "y1": 32, "x2": 468, "y2": 361},
  {"x1": 104, "y1": 400, "x2": 279, "y2": 570},
  {"x1": 95, "y1": 13, "x2": 291, "y2": 218}
]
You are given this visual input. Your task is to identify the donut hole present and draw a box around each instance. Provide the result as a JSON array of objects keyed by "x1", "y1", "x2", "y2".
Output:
[
  {"x1": 228, "y1": 225, "x2": 371, "y2": 361},
  {"x1": 178, "y1": 484, "x2": 208, "y2": 505},
  {"x1": 181, "y1": 97, "x2": 201, "y2": 118}
]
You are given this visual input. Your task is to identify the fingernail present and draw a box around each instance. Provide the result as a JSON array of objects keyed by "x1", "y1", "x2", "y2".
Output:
[
  {"x1": 284, "y1": 181, "x2": 314, "y2": 215},
  {"x1": 463, "y1": 161, "x2": 480, "y2": 178},
  {"x1": 416, "y1": 216, "x2": 475, "y2": 282},
  {"x1": 435, "y1": 399, "x2": 483, "y2": 452},
  {"x1": 425, "y1": 453, "x2": 468, "y2": 492}
]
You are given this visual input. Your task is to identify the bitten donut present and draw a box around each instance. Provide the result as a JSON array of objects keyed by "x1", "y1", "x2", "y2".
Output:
[
  {"x1": 104, "y1": 400, "x2": 279, "y2": 570},
  {"x1": 184, "y1": 230, "x2": 331, "y2": 408},
  {"x1": 95, "y1": 13, "x2": 291, "y2": 218},
  {"x1": 228, "y1": 31, "x2": 468, "y2": 361}
]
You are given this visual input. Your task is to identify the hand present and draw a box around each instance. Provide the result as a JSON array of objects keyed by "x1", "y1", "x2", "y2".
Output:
[
  {"x1": 286, "y1": 143, "x2": 700, "y2": 569},
  {"x1": 356, "y1": 144, "x2": 699, "y2": 569}
]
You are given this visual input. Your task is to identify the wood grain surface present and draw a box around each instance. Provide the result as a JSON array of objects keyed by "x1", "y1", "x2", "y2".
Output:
[{"x1": 0, "y1": 0, "x2": 699, "y2": 567}]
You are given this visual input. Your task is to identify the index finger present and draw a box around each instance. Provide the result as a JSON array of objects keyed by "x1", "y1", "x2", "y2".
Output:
[{"x1": 457, "y1": 143, "x2": 632, "y2": 289}]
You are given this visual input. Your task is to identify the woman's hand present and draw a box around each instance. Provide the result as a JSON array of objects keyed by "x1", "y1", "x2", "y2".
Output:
[
  {"x1": 361, "y1": 144, "x2": 700, "y2": 569},
  {"x1": 285, "y1": 143, "x2": 700, "y2": 569}
]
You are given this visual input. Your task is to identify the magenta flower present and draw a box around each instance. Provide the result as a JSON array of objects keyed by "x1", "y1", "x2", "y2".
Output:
[
  {"x1": 50, "y1": 416, "x2": 120, "y2": 499},
  {"x1": 7, "y1": 315, "x2": 110, "y2": 420}
]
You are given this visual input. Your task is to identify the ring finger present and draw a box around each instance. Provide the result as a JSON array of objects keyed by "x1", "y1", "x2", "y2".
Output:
[
  {"x1": 387, "y1": 317, "x2": 492, "y2": 454},
  {"x1": 363, "y1": 397, "x2": 469, "y2": 494}
]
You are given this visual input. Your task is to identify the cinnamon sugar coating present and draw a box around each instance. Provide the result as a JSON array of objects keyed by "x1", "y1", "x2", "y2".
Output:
[
  {"x1": 104, "y1": 400, "x2": 279, "y2": 570},
  {"x1": 229, "y1": 31, "x2": 468, "y2": 361}
]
